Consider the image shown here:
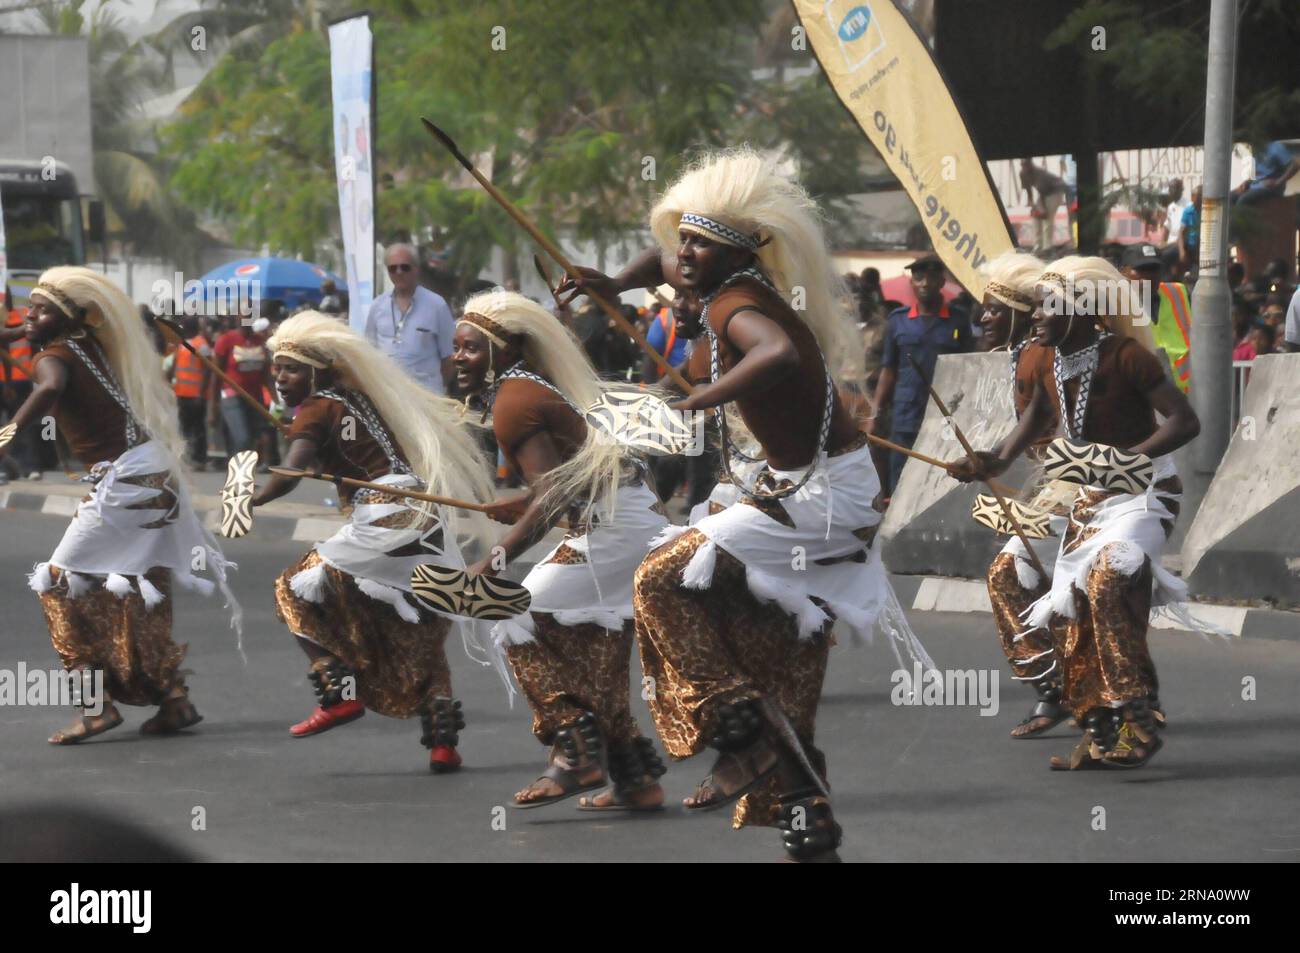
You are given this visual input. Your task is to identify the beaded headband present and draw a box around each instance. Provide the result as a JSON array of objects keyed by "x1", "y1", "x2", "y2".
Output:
[
  {"x1": 985, "y1": 280, "x2": 1033, "y2": 312},
  {"x1": 679, "y1": 212, "x2": 763, "y2": 253},
  {"x1": 457, "y1": 312, "x2": 510, "y2": 348},
  {"x1": 31, "y1": 282, "x2": 99, "y2": 325},
  {"x1": 272, "y1": 342, "x2": 332, "y2": 369}
]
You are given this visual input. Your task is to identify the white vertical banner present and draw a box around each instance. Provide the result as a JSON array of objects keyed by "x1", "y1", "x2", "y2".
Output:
[
  {"x1": 0, "y1": 187, "x2": 7, "y2": 291},
  {"x1": 328, "y1": 15, "x2": 376, "y2": 332}
]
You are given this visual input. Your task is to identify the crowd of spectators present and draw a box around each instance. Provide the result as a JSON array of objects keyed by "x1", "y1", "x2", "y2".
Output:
[{"x1": 2, "y1": 227, "x2": 1298, "y2": 495}]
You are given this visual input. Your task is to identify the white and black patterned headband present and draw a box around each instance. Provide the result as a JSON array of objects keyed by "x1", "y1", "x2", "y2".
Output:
[{"x1": 679, "y1": 213, "x2": 765, "y2": 253}]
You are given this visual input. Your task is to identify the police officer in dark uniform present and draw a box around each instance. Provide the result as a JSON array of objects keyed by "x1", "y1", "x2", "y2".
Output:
[{"x1": 868, "y1": 253, "x2": 972, "y2": 496}]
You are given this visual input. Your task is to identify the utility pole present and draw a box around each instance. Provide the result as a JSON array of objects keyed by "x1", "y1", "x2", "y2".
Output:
[{"x1": 1189, "y1": 0, "x2": 1237, "y2": 476}]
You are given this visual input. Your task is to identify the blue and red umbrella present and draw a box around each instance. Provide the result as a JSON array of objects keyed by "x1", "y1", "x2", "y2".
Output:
[{"x1": 197, "y1": 257, "x2": 344, "y2": 311}]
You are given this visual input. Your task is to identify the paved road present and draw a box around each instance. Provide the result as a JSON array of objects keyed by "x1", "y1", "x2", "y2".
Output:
[{"x1": 1, "y1": 509, "x2": 1296, "y2": 862}]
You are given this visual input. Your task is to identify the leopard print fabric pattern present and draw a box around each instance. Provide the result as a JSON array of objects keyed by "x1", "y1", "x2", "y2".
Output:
[
  {"x1": 275, "y1": 551, "x2": 453, "y2": 718},
  {"x1": 40, "y1": 566, "x2": 183, "y2": 707},
  {"x1": 505, "y1": 615, "x2": 643, "y2": 747},
  {"x1": 633, "y1": 528, "x2": 831, "y2": 829},
  {"x1": 986, "y1": 552, "x2": 1056, "y2": 679}
]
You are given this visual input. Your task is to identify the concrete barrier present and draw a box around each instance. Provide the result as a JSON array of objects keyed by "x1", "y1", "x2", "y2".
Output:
[
  {"x1": 1181, "y1": 353, "x2": 1300, "y2": 608},
  {"x1": 880, "y1": 352, "x2": 1036, "y2": 577}
]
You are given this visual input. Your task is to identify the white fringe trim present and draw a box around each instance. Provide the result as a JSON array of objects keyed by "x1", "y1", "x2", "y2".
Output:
[
  {"x1": 1011, "y1": 658, "x2": 1058, "y2": 681},
  {"x1": 174, "y1": 572, "x2": 216, "y2": 597},
  {"x1": 355, "y1": 577, "x2": 421, "y2": 624},
  {"x1": 681, "y1": 538, "x2": 718, "y2": 590},
  {"x1": 1150, "y1": 602, "x2": 1234, "y2": 638},
  {"x1": 551, "y1": 607, "x2": 629, "y2": 631},
  {"x1": 746, "y1": 567, "x2": 829, "y2": 639},
  {"x1": 492, "y1": 614, "x2": 537, "y2": 647},
  {"x1": 648, "y1": 524, "x2": 692, "y2": 550},
  {"x1": 105, "y1": 573, "x2": 133, "y2": 598},
  {"x1": 138, "y1": 576, "x2": 166, "y2": 610},
  {"x1": 1014, "y1": 554, "x2": 1041, "y2": 591},
  {"x1": 66, "y1": 572, "x2": 95, "y2": 598},
  {"x1": 1102, "y1": 540, "x2": 1146, "y2": 577},
  {"x1": 289, "y1": 563, "x2": 328, "y2": 603},
  {"x1": 28, "y1": 562, "x2": 54, "y2": 594}
]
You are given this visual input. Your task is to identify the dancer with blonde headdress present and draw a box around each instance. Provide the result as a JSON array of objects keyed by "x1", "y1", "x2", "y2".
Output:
[
  {"x1": 451, "y1": 290, "x2": 671, "y2": 812},
  {"x1": 563, "y1": 148, "x2": 933, "y2": 861},
  {"x1": 951, "y1": 256, "x2": 1203, "y2": 770},
  {"x1": 252, "y1": 311, "x2": 495, "y2": 772},
  {"x1": 974, "y1": 251, "x2": 1077, "y2": 738},
  {"x1": 0, "y1": 267, "x2": 239, "y2": 744}
]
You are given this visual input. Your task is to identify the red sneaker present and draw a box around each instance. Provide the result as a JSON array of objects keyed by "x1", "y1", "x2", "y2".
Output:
[
  {"x1": 429, "y1": 744, "x2": 462, "y2": 773},
  {"x1": 290, "y1": 700, "x2": 365, "y2": 737}
]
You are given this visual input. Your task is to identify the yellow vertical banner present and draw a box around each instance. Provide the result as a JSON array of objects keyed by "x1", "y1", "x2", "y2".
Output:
[{"x1": 792, "y1": 0, "x2": 1015, "y2": 293}]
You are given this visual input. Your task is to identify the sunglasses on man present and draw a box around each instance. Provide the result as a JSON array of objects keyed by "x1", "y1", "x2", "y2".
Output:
[{"x1": 387, "y1": 263, "x2": 414, "y2": 274}]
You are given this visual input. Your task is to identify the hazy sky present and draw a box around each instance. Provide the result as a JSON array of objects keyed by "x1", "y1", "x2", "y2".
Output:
[{"x1": 0, "y1": 1, "x2": 202, "y2": 41}]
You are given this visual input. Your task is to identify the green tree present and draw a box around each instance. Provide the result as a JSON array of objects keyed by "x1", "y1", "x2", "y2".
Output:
[{"x1": 162, "y1": 0, "x2": 906, "y2": 291}]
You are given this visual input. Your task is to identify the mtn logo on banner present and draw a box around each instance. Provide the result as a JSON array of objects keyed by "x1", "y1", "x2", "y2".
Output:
[{"x1": 827, "y1": 0, "x2": 886, "y2": 72}]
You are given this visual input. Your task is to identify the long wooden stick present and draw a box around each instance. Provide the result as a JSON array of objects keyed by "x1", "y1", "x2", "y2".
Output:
[
  {"x1": 154, "y1": 317, "x2": 287, "y2": 436},
  {"x1": 422, "y1": 118, "x2": 691, "y2": 394},
  {"x1": 270, "y1": 465, "x2": 528, "y2": 513},
  {"x1": 532, "y1": 254, "x2": 567, "y2": 312},
  {"x1": 906, "y1": 354, "x2": 1047, "y2": 579},
  {"x1": 873, "y1": 431, "x2": 1015, "y2": 497}
]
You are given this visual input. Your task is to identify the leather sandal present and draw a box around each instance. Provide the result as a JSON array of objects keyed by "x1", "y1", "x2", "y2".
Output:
[
  {"x1": 1100, "y1": 723, "x2": 1164, "y2": 769},
  {"x1": 140, "y1": 692, "x2": 204, "y2": 736},
  {"x1": 514, "y1": 713, "x2": 606, "y2": 809},
  {"x1": 682, "y1": 742, "x2": 780, "y2": 812},
  {"x1": 49, "y1": 707, "x2": 124, "y2": 745},
  {"x1": 1011, "y1": 698, "x2": 1071, "y2": 738},
  {"x1": 1049, "y1": 733, "x2": 1105, "y2": 771}
]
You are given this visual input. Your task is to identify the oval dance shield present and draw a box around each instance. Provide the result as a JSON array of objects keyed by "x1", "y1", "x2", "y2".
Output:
[
  {"x1": 219, "y1": 450, "x2": 258, "y2": 538},
  {"x1": 583, "y1": 389, "x2": 695, "y2": 457},
  {"x1": 1042, "y1": 437, "x2": 1154, "y2": 495}
]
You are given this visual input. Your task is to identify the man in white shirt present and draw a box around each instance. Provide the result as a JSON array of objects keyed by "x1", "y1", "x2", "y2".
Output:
[
  {"x1": 364, "y1": 243, "x2": 457, "y2": 392},
  {"x1": 1164, "y1": 178, "x2": 1190, "y2": 245}
]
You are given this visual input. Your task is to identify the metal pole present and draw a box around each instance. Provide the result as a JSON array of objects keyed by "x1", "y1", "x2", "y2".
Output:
[{"x1": 1189, "y1": 0, "x2": 1238, "y2": 474}]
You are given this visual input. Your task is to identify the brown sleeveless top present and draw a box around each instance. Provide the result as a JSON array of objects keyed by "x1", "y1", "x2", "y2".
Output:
[
  {"x1": 31, "y1": 340, "x2": 131, "y2": 466},
  {"x1": 288, "y1": 393, "x2": 407, "y2": 504},
  {"x1": 491, "y1": 377, "x2": 587, "y2": 483}
]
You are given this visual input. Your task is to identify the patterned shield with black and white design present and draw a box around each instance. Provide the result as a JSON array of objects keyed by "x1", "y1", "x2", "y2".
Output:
[
  {"x1": 219, "y1": 450, "x2": 258, "y2": 538},
  {"x1": 970, "y1": 495, "x2": 1054, "y2": 539},
  {"x1": 0, "y1": 422, "x2": 16, "y2": 454},
  {"x1": 1042, "y1": 437, "x2": 1153, "y2": 494},
  {"x1": 409, "y1": 563, "x2": 470, "y2": 617},
  {"x1": 583, "y1": 390, "x2": 694, "y2": 457},
  {"x1": 460, "y1": 573, "x2": 532, "y2": 620}
]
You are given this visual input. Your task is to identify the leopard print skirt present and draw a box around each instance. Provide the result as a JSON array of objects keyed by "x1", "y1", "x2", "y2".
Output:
[
  {"x1": 986, "y1": 552, "x2": 1056, "y2": 680},
  {"x1": 1057, "y1": 547, "x2": 1159, "y2": 718},
  {"x1": 275, "y1": 551, "x2": 452, "y2": 718},
  {"x1": 39, "y1": 566, "x2": 184, "y2": 707},
  {"x1": 1049, "y1": 480, "x2": 1179, "y2": 717},
  {"x1": 633, "y1": 528, "x2": 830, "y2": 829},
  {"x1": 504, "y1": 615, "x2": 642, "y2": 748}
]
